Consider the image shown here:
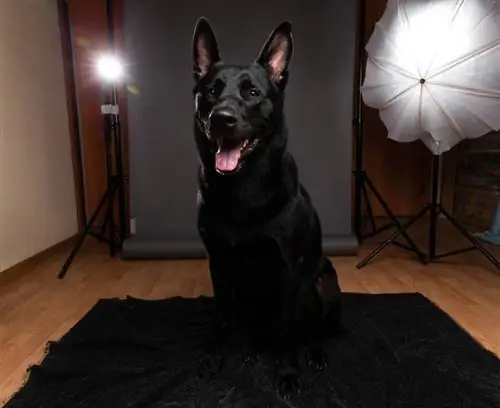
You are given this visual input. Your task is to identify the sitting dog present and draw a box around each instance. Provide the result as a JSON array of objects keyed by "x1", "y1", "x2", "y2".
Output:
[{"x1": 192, "y1": 17, "x2": 342, "y2": 399}]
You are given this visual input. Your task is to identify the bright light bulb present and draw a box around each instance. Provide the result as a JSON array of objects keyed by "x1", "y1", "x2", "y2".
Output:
[{"x1": 96, "y1": 55, "x2": 124, "y2": 82}]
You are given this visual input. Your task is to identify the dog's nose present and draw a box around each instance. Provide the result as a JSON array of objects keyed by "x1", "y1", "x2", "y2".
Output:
[{"x1": 210, "y1": 109, "x2": 238, "y2": 128}]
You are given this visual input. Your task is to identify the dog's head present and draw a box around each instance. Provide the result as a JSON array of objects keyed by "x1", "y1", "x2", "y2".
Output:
[{"x1": 192, "y1": 18, "x2": 293, "y2": 175}]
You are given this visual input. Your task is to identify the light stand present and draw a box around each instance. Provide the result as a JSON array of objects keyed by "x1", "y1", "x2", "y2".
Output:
[
  {"x1": 357, "y1": 153, "x2": 500, "y2": 270},
  {"x1": 353, "y1": 0, "x2": 426, "y2": 263},
  {"x1": 58, "y1": 0, "x2": 127, "y2": 279}
]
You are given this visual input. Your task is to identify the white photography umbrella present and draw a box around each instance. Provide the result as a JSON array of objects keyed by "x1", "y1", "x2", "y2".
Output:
[
  {"x1": 356, "y1": 0, "x2": 500, "y2": 271},
  {"x1": 361, "y1": 0, "x2": 500, "y2": 155}
]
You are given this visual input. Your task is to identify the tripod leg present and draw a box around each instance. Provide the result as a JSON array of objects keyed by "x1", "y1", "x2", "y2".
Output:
[
  {"x1": 357, "y1": 205, "x2": 430, "y2": 269},
  {"x1": 364, "y1": 176, "x2": 426, "y2": 263},
  {"x1": 428, "y1": 202, "x2": 439, "y2": 262},
  {"x1": 102, "y1": 92, "x2": 117, "y2": 257},
  {"x1": 353, "y1": 171, "x2": 364, "y2": 240},
  {"x1": 353, "y1": 0, "x2": 366, "y2": 242},
  {"x1": 97, "y1": 221, "x2": 107, "y2": 241},
  {"x1": 58, "y1": 191, "x2": 109, "y2": 279},
  {"x1": 107, "y1": 182, "x2": 116, "y2": 257},
  {"x1": 362, "y1": 181, "x2": 377, "y2": 234},
  {"x1": 113, "y1": 110, "x2": 127, "y2": 243},
  {"x1": 440, "y1": 207, "x2": 500, "y2": 270}
]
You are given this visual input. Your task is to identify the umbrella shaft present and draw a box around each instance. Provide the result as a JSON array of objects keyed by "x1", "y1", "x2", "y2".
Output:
[
  {"x1": 428, "y1": 154, "x2": 444, "y2": 259},
  {"x1": 430, "y1": 155, "x2": 443, "y2": 205}
]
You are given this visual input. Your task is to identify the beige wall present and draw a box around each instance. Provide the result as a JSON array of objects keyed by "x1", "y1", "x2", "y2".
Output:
[{"x1": 0, "y1": 0, "x2": 78, "y2": 272}]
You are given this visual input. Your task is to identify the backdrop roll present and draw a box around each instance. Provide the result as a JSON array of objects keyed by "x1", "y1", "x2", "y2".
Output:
[{"x1": 122, "y1": 0, "x2": 358, "y2": 259}]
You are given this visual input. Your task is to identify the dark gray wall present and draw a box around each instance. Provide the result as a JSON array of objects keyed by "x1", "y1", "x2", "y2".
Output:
[{"x1": 122, "y1": 0, "x2": 358, "y2": 259}]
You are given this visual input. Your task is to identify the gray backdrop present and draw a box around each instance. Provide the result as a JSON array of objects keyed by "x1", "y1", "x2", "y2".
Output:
[{"x1": 122, "y1": 0, "x2": 358, "y2": 259}]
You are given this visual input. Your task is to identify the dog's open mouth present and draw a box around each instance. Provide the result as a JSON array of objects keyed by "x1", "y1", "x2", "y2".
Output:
[{"x1": 215, "y1": 137, "x2": 253, "y2": 173}]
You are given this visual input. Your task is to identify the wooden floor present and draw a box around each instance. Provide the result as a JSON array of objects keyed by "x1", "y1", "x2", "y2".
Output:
[{"x1": 1, "y1": 221, "x2": 500, "y2": 405}]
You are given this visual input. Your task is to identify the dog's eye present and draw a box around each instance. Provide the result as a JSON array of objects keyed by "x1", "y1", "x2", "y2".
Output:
[
  {"x1": 208, "y1": 87, "x2": 216, "y2": 97},
  {"x1": 249, "y1": 88, "x2": 260, "y2": 97}
]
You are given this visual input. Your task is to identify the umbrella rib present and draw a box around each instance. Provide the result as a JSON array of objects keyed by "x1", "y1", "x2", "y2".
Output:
[
  {"x1": 373, "y1": 1, "x2": 417, "y2": 73},
  {"x1": 397, "y1": 0, "x2": 423, "y2": 79},
  {"x1": 470, "y1": 0, "x2": 497, "y2": 33},
  {"x1": 369, "y1": 55, "x2": 418, "y2": 81},
  {"x1": 385, "y1": 83, "x2": 418, "y2": 139},
  {"x1": 425, "y1": 86, "x2": 466, "y2": 141},
  {"x1": 430, "y1": 83, "x2": 500, "y2": 132},
  {"x1": 454, "y1": 98, "x2": 497, "y2": 132},
  {"x1": 380, "y1": 82, "x2": 419, "y2": 110},
  {"x1": 427, "y1": 40, "x2": 500, "y2": 80},
  {"x1": 428, "y1": 81, "x2": 500, "y2": 99},
  {"x1": 374, "y1": 22, "x2": 404, "y2": 66},
  {"x1": 423, "y1": 0, "x2": 465, "y2": 78}
]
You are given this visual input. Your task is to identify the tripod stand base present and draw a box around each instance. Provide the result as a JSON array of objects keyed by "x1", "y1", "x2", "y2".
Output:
[
  {"x1": 58, "y1": 184, "x2": 121, "y2": 279},
  {"x1": 353, "y1": 170, "x2": 427, "y2": 264},
  {"x1": 357, "y1": 203, "x2": 500, "y2": 271},
  {"x1": 357, "y1": 153, "x2": 500, "y2": 272}
]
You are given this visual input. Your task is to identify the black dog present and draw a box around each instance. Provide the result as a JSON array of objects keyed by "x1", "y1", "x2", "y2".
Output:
[{"x1": 192, "y1": 18, "x2": 342, "y2": 399}]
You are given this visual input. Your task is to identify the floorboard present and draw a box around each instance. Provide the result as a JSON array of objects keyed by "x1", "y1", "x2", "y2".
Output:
[{"x1": 1, "y1": 219, "x2": 499, "y2": 404}]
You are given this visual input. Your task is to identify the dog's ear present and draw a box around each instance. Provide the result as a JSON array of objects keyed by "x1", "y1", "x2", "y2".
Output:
[
  {"x1": 257, "y1": 21, "x2": 293, "y2": 86},
  {"x1": 192, "y1": 17, "x2": 220, "y2": 82}
]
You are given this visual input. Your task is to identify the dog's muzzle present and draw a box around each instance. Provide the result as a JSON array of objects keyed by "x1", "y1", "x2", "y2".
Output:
[{"x1": 209, "y1": 108, "x2": 238, "y2": 136}]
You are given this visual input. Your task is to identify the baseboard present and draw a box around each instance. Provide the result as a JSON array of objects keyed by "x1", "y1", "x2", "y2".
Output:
[
  {"x1": 323, "y1": 233, "x2": 359, "y2": 256},
  {"x1": 122, "y1": 238, "x2": 207, "y2": 260},
  {"x1": 0, "y1": 235, "x2": 76, "y2": 285},
  {"x1": 122, "y1": 233, "x2": 358, "y2": 260}
]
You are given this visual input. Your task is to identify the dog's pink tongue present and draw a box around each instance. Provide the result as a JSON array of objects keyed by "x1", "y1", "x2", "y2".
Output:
[{"x1": 216, "y1": 141, "x2": 241, "y2": 172}]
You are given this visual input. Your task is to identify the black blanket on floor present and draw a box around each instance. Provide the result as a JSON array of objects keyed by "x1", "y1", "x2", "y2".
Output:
[{"x1": 4, "y1": 293, "x2": 500, "y2": 408}]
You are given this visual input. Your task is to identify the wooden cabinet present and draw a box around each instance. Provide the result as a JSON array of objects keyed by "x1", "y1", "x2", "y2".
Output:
[{"x1": 453, "y1": 132, "x2": 500, "y2": 232}]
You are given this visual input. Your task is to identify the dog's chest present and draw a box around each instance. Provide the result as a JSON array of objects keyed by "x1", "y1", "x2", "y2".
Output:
[
  {"x1": 228, "y1": 239, "x2": 285, "y2": 309},
  {"x1": 200, "y1": 217, "x2": 284, "y2": 282}
]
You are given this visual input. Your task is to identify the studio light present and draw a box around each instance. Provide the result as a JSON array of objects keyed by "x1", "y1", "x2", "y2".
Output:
[
  {"x1": 96, "y1": 54, "x2": 124, "y2": 83},
  {"x1": 356, "y1": 0, "x2": 500, "y2": 270},
  {"x1": 59, "y1": 0, "x2": 128, "y2": 279}
]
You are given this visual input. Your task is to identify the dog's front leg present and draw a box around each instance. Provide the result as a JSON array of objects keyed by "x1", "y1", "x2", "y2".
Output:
[
  {"x1": 305, "y1": 257, "x2": 343, "y2": 372},
  {"x1": 276, "y1": 260, "x2": 302, "y2": 400},
  {"x1": 276, "y1": 341, "x2": 301, "y2": 400},
  {"x1": 198, "y1": 258, "x2": 233, "y2": 378}
]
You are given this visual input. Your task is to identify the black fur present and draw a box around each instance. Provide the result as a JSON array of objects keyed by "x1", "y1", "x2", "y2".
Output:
[{"x1": 192, "y1": 17, "x2": 342, "y2": 400}]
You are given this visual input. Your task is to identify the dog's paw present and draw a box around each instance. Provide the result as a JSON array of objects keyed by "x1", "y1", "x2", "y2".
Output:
[
  {"x1": 277, "y1": 372, "x2": 302, "y2": 400},
  {"x1": 242, "y1": 345, "x2": 261, "y2": 365},
  {"x1": 306, "y1": 346, "x2": 329, "y2": 371},
  {"x1": 197, "y1": 353, "x2": 225, "y2": 378},
  {"x1": 243, "y1": 351, "x2": 260, "y2": 365}
]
